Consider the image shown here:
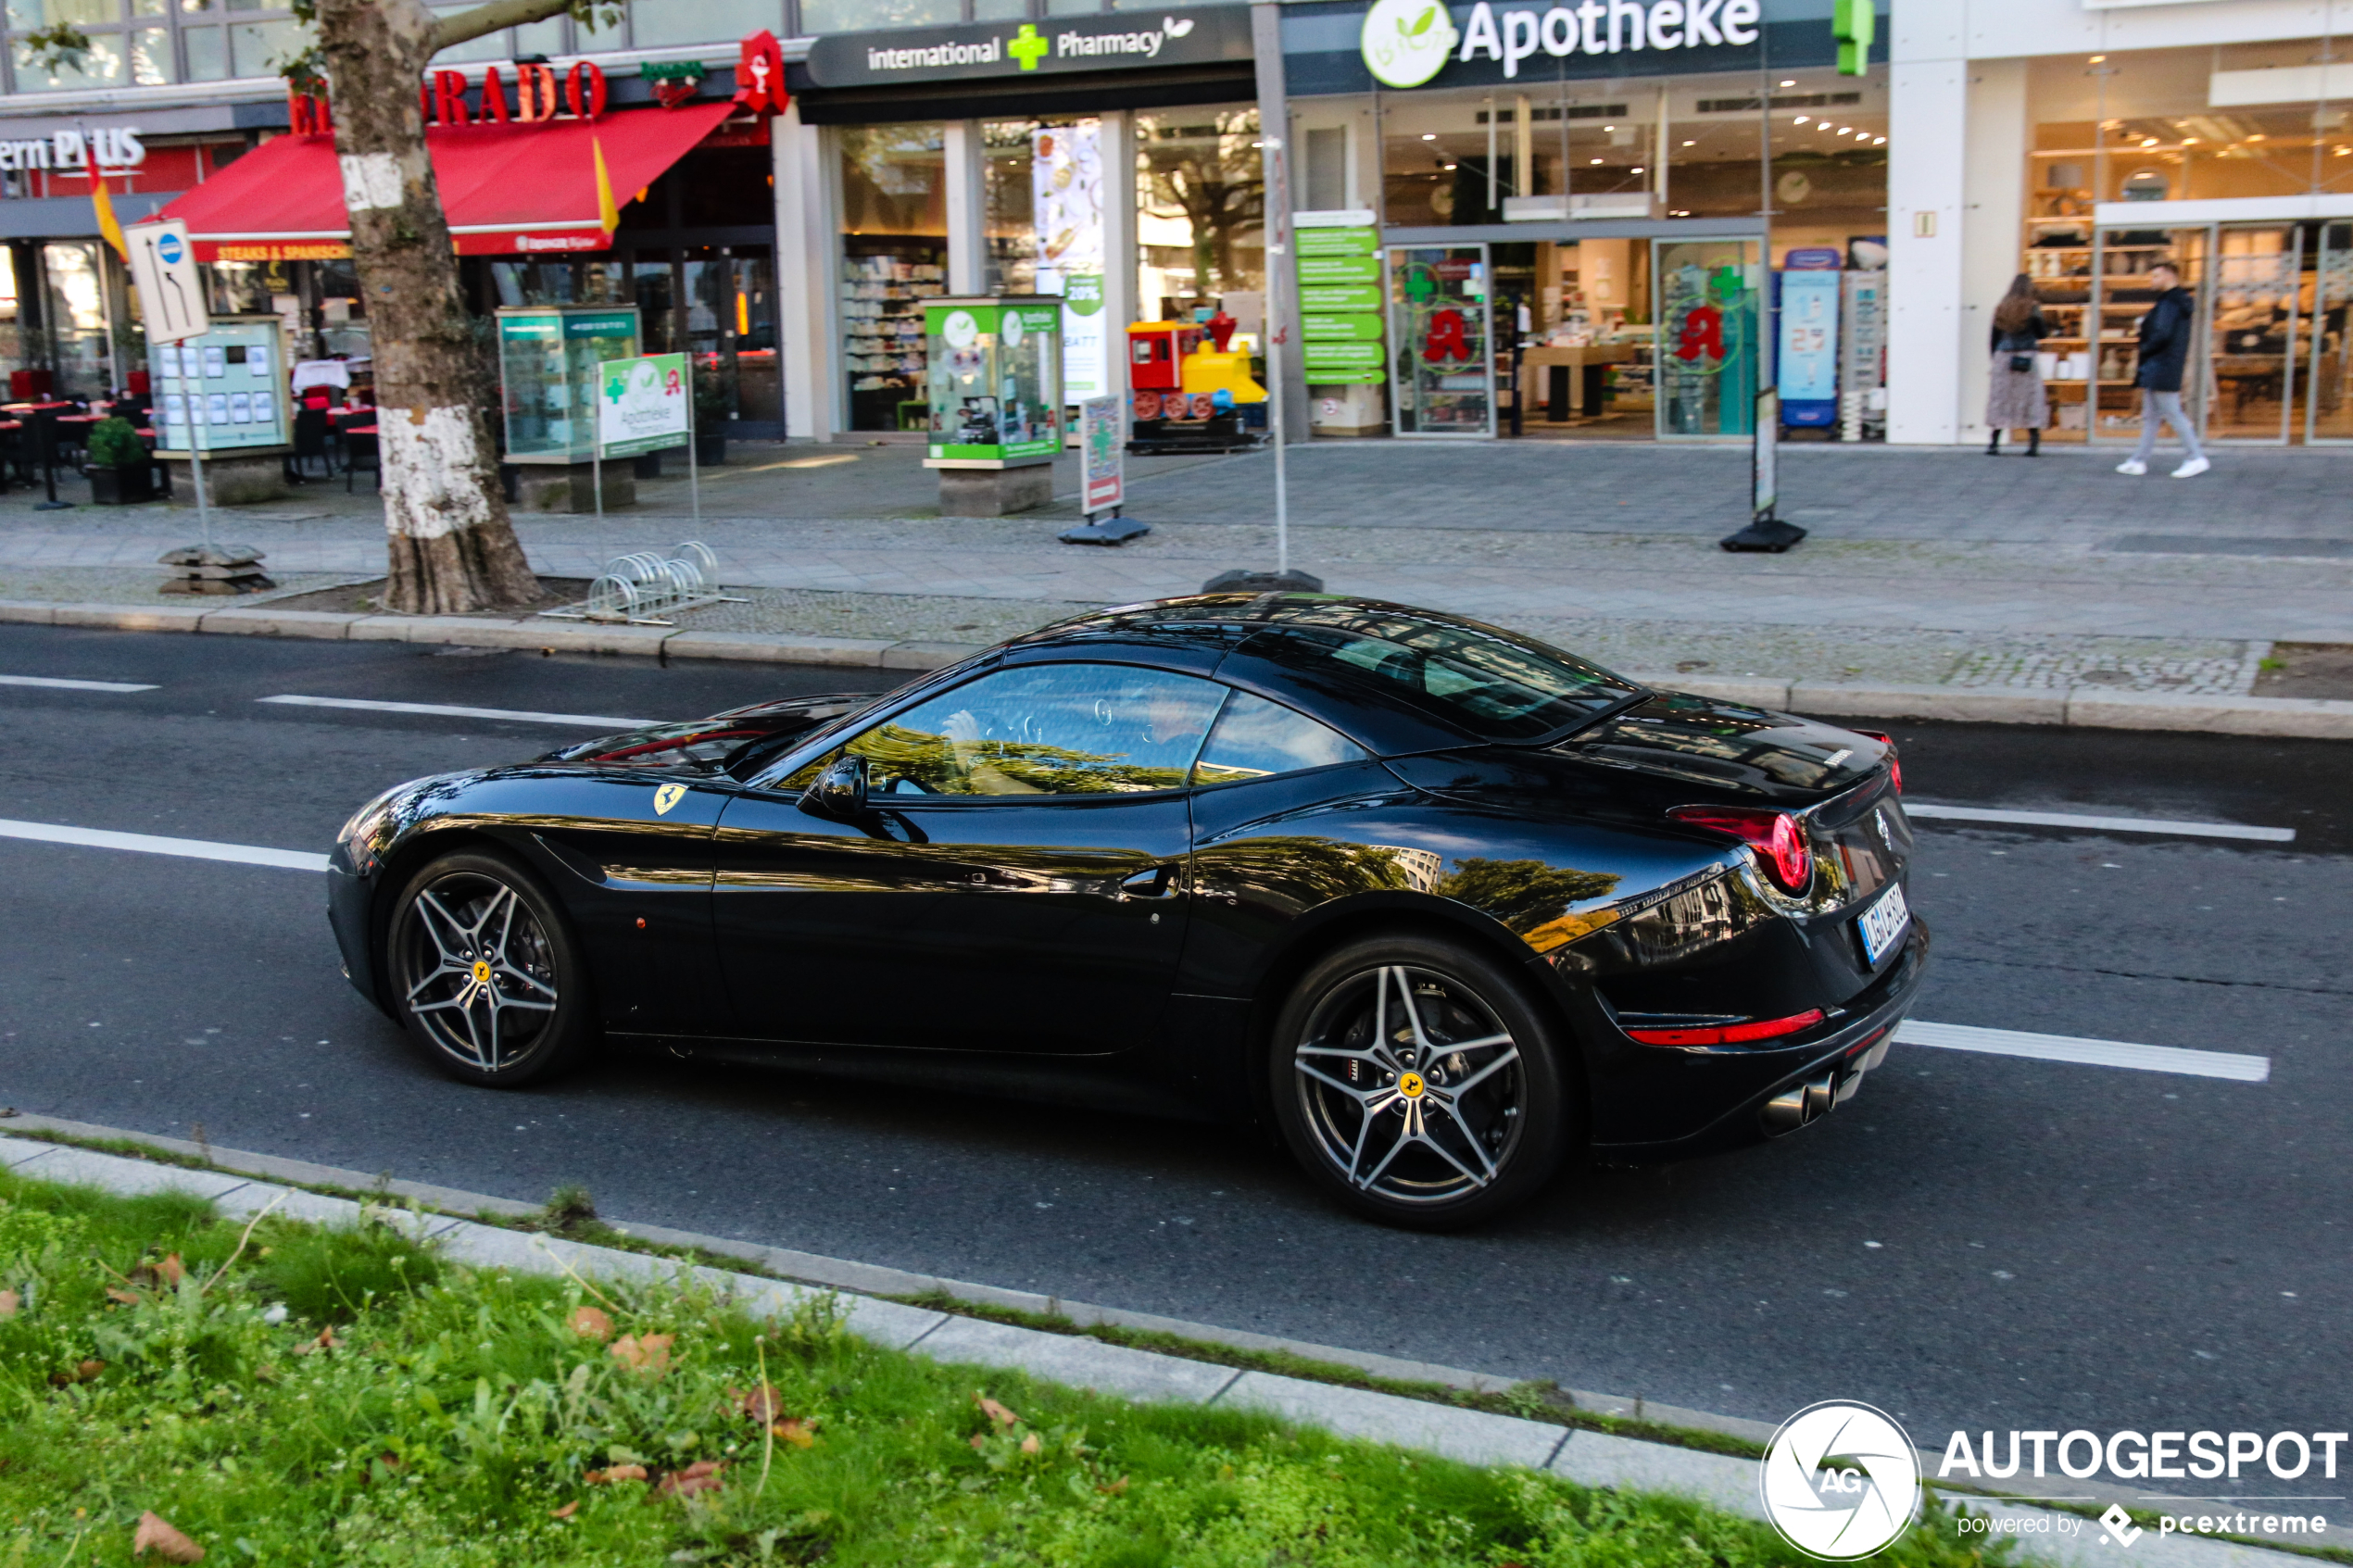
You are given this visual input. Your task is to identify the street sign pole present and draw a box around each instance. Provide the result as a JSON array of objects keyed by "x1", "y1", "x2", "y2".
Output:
[
  {"x1": 685, "y1": 358, "x2": 700, "y2": 532},
  {"x1": 125, "y1": 220, "x2": 214, "y2": 553}
]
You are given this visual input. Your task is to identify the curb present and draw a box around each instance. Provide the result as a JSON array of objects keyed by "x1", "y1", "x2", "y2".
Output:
[
  {"x1": 5, "y1": 597, "x2": 2350, "y2": 739},
  {"x1": 0, "y1": 1115, "x2": 2322, "y2": 1566}
]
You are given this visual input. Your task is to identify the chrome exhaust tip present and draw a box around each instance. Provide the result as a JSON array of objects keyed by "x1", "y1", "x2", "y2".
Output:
[{"x1": 1761, "y1": 1070, "x2": 1848, "y2": 1135}]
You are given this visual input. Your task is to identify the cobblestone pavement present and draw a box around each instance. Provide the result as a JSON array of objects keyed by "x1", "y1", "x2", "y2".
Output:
[{"x1": 3, "y1": 438, "x2": 2347, "y2": 695}]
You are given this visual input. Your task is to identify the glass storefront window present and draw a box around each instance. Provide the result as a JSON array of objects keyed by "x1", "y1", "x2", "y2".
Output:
[
  {"x1": 631, "y1": 0, "x2": 777, "y2": 47},
  {"x1": 1389, "y1": 245, "x2": 1491, "y2": 437},
  {"x1": 1136, "y1": 107, "x2": 1263, "y2": 322},
  {"x1": 802, "y1": 0, "x2": 957, "y2": 31},
  {"x1": 182, "y1": 24, "x2": 224, "y2": 79},
  {"x1": 42, "y1": 240, "x2": 110, "y2": 395},
  {"x1": 1654, "y1": 237, "x2": 1759, "y2": 439},
  {"x1": 839, "y1": 122, "x2": 948, "y2": 432}
]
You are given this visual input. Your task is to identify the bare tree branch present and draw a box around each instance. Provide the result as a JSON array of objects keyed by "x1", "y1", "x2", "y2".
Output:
[{"x1": 432, "y1": 0, "x2": 611, "y2": 52}]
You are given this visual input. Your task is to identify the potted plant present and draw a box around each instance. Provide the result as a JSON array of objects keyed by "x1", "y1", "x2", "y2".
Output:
[
  {"x1": 693, "y1": 372, "x2": 731, "y2": 466},
  {"x1": 84, "y1": 416, "x2": 157, "y2": 504}
]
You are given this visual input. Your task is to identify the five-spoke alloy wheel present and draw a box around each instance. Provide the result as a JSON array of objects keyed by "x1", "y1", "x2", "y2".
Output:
[
  {"x1": 1272, "y1": 935, "x2": 1570, "y2": 1229},
  {"x1": 387, "y1": 850, "x2": 592, "y2": 1086}
]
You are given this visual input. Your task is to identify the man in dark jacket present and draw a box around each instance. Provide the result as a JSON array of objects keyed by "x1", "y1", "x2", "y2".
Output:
[{"x1": 2118, "y1": 260, "x2": 2209, "y2": 478}]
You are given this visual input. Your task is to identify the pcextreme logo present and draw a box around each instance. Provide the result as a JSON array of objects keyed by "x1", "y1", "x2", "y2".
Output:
[
  {"x1": 1361, "y1": 0, "x2": 1460, "y2": 88},
  {"x1": 1760, "y1": 1402, "x2": 1922, "y2": 1561}
]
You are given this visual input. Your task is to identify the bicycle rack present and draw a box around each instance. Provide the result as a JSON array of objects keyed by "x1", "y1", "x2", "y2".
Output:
[{"x1": 539, "y1": 541, "x2": 738, "y2": 625}]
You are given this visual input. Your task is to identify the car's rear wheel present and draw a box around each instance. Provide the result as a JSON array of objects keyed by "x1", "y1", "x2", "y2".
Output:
[
  {"x1": 385, "y1": 849, "x2": 593, "y2": 1087},
  {"x1": 1271, "y1": 935, "x2": 1571, "y2": 1230}
]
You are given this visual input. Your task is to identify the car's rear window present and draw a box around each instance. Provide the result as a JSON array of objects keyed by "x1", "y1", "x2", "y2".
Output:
[{"x1": 1242, "y1": 605, "x2": 1640, "y2": 743}]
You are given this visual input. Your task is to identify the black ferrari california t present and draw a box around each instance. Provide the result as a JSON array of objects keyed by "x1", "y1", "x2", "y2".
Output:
[{"x1": 328, "y1": 594, "x2": 1924, "y2": 1228}]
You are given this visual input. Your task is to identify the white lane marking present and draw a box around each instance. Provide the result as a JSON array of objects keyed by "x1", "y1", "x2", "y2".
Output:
[
  {"x1": 0, "y1": 818, "x2": 328, "y2": 872},
  {"x1": 0, "y1": 673, "x2": 158, "y2": 693},
  {"x1": 258, "y1": 695, "x2": 650, "y2": 728},
  {"x1": 1905, "y1": 803, "x2": 2295, "y2": 844},
  {"x1": 1898, "y1": 1021, "x2": 2269, "y2": 1083}
]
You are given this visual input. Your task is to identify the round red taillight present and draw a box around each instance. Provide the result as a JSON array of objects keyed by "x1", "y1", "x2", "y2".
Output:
[{"x1": 1667, "y1": 806, "x2": 1813, "y2": 894}]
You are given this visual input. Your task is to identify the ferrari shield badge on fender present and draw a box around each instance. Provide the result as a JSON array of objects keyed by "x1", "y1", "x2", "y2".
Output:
[{"x1": 652, "y1": 784, "x2": 687, "y2": 816}]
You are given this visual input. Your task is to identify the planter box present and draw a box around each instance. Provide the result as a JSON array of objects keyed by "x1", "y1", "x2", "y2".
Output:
[{"x1": 87, "y1": 463, "x2": 159, "y2": 504}]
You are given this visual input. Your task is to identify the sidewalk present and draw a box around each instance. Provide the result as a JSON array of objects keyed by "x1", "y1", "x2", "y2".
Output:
[{"x1": 3, "y1": 438, "x2": 2348, "y2": 708}]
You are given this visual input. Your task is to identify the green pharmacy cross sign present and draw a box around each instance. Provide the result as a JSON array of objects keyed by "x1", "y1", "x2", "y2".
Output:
[{"x1": 1009, "y1": 23, "x2": 1049, "y2": 69}]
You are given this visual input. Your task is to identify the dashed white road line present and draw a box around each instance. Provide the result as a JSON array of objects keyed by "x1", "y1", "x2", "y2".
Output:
[
  {"x1": 257, "y1": 695, "x2": 649, "y2": 728},
  {"x1": 0, "y1": 818, "x2": 329, "y2": 872},
  {"x1": 1894, "y1": 1020, "x2": 2270, "y2": 1083},
  {"x1": 1905, "y1": 803, "x2": 2295, "y2": 844},
  {"x1": 0, "y1": 673, "x2": 158, "y2": 693}
]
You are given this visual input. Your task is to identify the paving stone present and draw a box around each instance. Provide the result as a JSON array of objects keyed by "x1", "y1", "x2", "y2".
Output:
[{"x1": 1552, "y1": 1426, "x2": 1764, "y2": 1517}]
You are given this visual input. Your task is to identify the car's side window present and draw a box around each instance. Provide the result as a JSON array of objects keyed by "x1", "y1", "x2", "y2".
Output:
[
  {"x1": 1193, "y1": 690, "x2": 1369, "y2": 785},
  {"x1": 840, "y1": 664, "x2": 1226, "y2": 797}
]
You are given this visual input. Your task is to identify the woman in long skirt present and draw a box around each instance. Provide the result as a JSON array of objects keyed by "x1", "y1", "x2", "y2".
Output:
[{"x1": 1986, "y1": 272, "x2": 2048, "y2": 454}]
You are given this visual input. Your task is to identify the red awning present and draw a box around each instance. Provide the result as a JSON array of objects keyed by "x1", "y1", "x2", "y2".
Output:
[{"x1": 157, "y1": 101, "x2": 736, "y2": 262}]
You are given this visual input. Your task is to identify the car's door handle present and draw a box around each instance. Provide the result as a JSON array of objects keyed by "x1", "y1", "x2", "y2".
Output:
[{"x1": 1119, "y1": 865, "x2": 1178, "y2": 898}]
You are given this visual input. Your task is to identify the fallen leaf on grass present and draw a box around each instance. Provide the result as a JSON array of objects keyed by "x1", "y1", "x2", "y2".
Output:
[
  {"x1": 570, "y1": 1306, "x2": 612, "y2": 1342},
  {"x1": 106, "y1": 1288, "x2": 142, "y2": 1306},
  {"x1": 154, "y1": 1254, "x2": 185, "y2": 1287},
  {"x1": 729, "y1": 1384, "x2": 783, "y2": 1424},
  {"x1": 292, "y1": 1326, "x2": 340, "y2": 1356},
  {"x1": 773, "y1": 1419, "x2": 816, "y2": 1449},
  {"x1": 969, "y1": 1434, "x2": 987, "y2": 1451},
  {"x1": 1020, "y1": 1434, "x2": 1040, "y2": 1455},
  {"x1": 50, "y1": 1359, "x2": 105, "y2": 1386},
  {"x1": 975, "y1": 1394, "x2": 1019, "y2": 1429},
  {"x1": 1097, "y1": 1475, "x2": 1130, "y2": 1496},
  {"x1": 0, "y1": 1290, "x2": 16, "y2": 1318},
  {"x1": 658, "y1": 1460, "x2": 726, "y2": 1498},
  {"x1": 132, "y1": 1511, "x2": 204, "y2": 1562},
  {"x1": 549, "y1": 1501, "x2": 579, "y2": 1520},
  {"x1": 610, "y1": 1334, "x2": 673, "y2": 1377},
  {"x1": 585, "y1": 1464, "x2": 648, "y2": 1486}
]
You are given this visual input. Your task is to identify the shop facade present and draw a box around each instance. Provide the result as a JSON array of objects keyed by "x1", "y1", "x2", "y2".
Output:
[
  {"x1": 769, "y1": 0, "x2": 1894, "y2": 445},
  {"x1": 1894, "y1": 0, "x2": 2353, "y2": 447}
]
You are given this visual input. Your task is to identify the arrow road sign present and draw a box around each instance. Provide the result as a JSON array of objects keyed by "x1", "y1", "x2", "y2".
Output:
[{"x1": 125, "y1": 219, "x2": 208, "y2": 345}]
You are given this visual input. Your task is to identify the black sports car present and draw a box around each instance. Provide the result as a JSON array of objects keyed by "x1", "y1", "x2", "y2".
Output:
[{"x1": 328, "y1": 595, "x2": 1924, "y2": 1228}]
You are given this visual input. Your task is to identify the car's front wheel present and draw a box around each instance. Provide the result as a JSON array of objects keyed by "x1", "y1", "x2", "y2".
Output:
[
  {"x1": 1270, "y1": 935, "x2": 1572, "y2": 1229},
  {"x1": 385, "y1": 849, "x2": 593, "y2": 1087}
]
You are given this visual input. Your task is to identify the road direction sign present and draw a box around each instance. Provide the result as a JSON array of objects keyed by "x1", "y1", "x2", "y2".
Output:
[{"x1": 126, "y1": 220, "x2": 208, "y2": 344}]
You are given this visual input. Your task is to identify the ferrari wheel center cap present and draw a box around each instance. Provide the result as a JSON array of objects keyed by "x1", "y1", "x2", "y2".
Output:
[
  {"x1": 1396, "y1": 1071, "x2": 1426, "y2": 1099},
  {"x1": 472, "y1": 959, "x2": 493, "y2": 985}
]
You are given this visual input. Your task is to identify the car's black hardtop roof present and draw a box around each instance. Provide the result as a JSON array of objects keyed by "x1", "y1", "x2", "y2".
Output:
[{"x1": 1017, "y1": 592, "x2": 1467, "y2": 645}]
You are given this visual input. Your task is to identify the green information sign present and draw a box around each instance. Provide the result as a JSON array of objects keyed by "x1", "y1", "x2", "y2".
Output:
[
  {"x1": 1303, "y1": 341, "x2": 1387, "y2": 371},
  {"x1": 1301, "y1": 282, "x2": 1384, "y2": 313},
  {"x1": 1298, "y1": 255, "x2": 1382, "y2": 285},
  {"x1": 1297, "y1": 226, "x2": 1378, "y2": 257},
  {"x1": 1302, "y1": 312, "x2": 1386, "y2": 342}
]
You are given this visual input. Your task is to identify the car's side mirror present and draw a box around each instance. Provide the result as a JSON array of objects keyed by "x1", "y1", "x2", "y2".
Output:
[{"x1": 799, "y1": 752, "x2": 868, "y2": 820}]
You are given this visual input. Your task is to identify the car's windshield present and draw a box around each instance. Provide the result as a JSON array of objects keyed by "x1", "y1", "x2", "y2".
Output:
[{"x1": 1242, "y1": 604, "x2": 1641, "y2": 743}]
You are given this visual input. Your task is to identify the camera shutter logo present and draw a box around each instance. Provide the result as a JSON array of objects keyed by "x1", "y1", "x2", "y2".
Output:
[{"x1": 1761, "y1": 1401, "x2": 1921, "y2": 1560}]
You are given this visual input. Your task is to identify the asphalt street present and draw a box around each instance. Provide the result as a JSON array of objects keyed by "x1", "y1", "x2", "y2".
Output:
[{"x1": 2, "y1": 622, "x2": 2347, "y2": 1470}]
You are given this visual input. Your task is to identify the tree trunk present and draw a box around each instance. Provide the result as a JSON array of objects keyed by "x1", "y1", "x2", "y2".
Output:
[{"x1": 317, "y1": 0, "x2": 537, "y2": 614}]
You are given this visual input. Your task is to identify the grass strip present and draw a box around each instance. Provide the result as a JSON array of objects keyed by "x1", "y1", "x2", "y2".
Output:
[{"x1": 0, "y1": 1164, "x2": 2039, "y2": 1568}]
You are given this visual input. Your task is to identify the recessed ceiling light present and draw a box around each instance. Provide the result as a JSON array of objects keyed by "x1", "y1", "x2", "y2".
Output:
[
  {"x1": 1632, "y1": 166, "x2": 1644, "y2": 173},
  {"x1": 2089, "y1": 54, "x2": 2106, "y2": 63},
  {"x1": 1873, "y1": 136, "x2": 1886, "y2": 144},
  {"x1": 1420, "y1": 132, "x2": 1436, "y2": 141},
  {"x1": 1604, "y1": 124, "x2": 1615, "y2": 131},
  {"x1": 1591, "y1": 157, "x2": 1604, "y2": 164},
  {"x1": 1682, "y1": 139, "x2": 1697, "y2": 146},
  {"x1": 1780, "y1": 79, "x2": 1795, "y2": 87},
  {"x1": 1794, "y1": 116, "x2": 1809, "y2": 124}
]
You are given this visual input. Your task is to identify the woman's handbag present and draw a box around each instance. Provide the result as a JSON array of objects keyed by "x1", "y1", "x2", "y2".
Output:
[{"x1": 2008, "y1": 353, "x2": 2034, "y2": 373}]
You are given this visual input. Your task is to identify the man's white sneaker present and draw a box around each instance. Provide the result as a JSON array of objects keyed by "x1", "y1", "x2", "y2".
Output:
[
  {"x1": 2115, "y1": 458, "x2": 2148, "y2": 475},
  {"x1": 2171, "y1": 457, "x2": 2210, "y2": 478}
]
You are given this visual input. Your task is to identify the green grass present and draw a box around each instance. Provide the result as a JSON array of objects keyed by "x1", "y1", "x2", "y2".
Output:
[{"x1": 0, "y1": 1166, "x2": 2037, "y2": 1568}]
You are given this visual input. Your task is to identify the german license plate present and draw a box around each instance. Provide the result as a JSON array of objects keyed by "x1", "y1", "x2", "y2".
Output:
[{"x1": 1857, "y1": 883, "x2": 1910, "y2": 966}]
